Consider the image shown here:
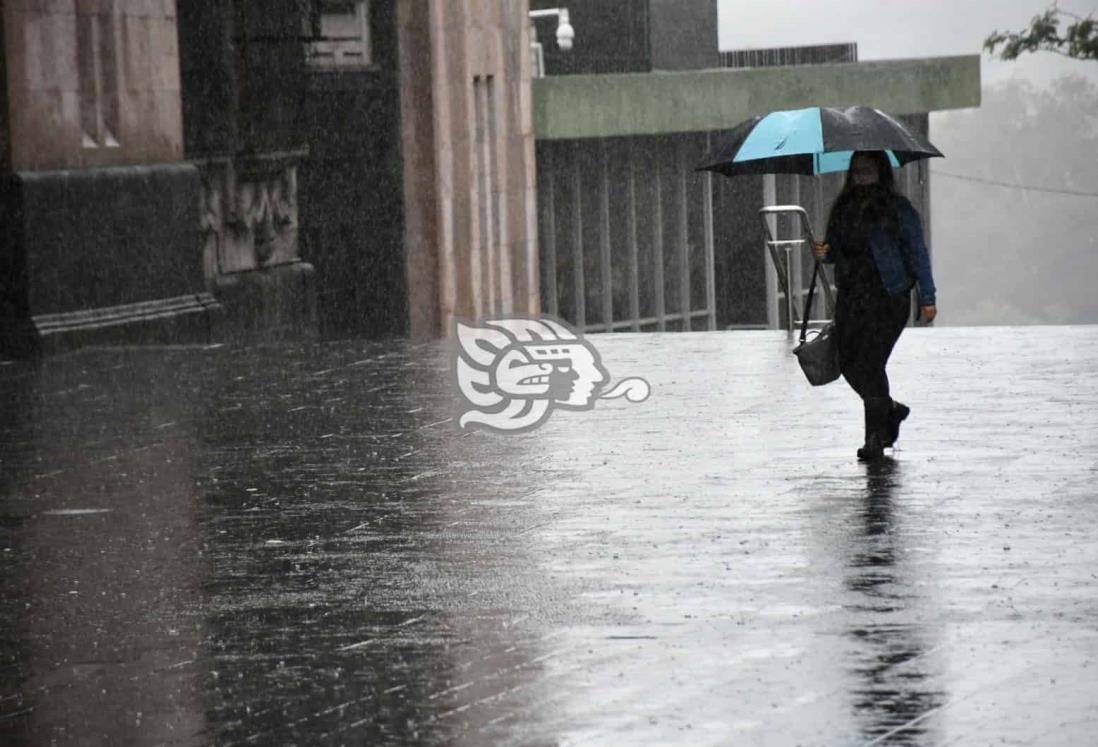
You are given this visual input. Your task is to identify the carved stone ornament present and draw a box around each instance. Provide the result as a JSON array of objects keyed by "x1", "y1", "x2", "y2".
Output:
[{"x1": 196, "y1": 150, "x2": 307, "y2": 277}]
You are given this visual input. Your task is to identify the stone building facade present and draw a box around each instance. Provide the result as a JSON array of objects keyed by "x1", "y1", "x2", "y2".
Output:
[{"x1": 0, "y1": 0, "x2": 539, "y2": 354}]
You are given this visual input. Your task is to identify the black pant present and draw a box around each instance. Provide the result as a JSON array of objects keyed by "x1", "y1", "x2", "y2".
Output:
[{"x1": 835, "y1": 290, "x2": 910, "y2": 401}]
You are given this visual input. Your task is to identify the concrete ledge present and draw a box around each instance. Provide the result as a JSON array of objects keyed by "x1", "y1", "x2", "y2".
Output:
[
  {"x1": 34, "y1": 293, "x2": 221, "y2": 335},
  {"x1": 2, "y1": 294, "x2": 223, "y2": 357},
  {"x1": 0, "y1": 163, "x2": 217, "y2": 357},
  {"x1": 534, "y1": 55, "x2": 981, "y2": 140}
]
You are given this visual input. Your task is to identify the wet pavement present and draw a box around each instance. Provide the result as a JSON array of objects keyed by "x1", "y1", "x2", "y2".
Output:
[{"x1": 1, "y1": 325, "x2": 1097, "y2": 746}]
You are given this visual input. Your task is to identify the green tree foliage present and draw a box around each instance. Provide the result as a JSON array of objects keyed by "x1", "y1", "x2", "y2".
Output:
[{"x1": 985, "y1": 5, "x2": 1098, "y2": 61}]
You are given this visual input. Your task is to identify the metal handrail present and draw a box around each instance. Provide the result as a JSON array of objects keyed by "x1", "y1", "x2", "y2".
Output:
[{"x1": 758, "y1": 205, "x2": 835, "y2": 332}]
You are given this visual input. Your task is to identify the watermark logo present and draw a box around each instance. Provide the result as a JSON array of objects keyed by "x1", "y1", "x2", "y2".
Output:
[{"x1": 452, "y1": 315, "x2": 650, "y2": 433}]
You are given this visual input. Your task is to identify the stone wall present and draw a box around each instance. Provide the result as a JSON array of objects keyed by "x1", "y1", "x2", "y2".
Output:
[
  {"x1": 176, "y1": 0, "x2": 315, "y2": 340},
  {"x1": 302, "y1": 1, "x2": 408, "y2": 339},
  {"x1": 400, "y1": 0, "x2": 540, "y2": 339},
  {"x1": 648, "y1": 0, "x2": 718, "y2": 72},
  {"x1": 2, "y1": 0, "x2": 183, "y2": 171},
  {"x1": 0, "y1": 0, "x2": 218, "y2": 356}
]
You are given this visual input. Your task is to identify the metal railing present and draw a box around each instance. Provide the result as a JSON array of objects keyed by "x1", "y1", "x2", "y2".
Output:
[
  {"x1": 538, "y1": 135, "x2": 716, "y2": 333},
  {"x1": 758, "y1": 205, "x2": 835, "y2": 332}
]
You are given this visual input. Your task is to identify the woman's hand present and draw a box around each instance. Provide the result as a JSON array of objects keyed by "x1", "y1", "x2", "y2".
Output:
[
  {"x1": 811, "y1": 241, "x2": 830, "y2": 260},
  {"x1": 920, "y1": 304, "x2": 937, "y2": 324}
]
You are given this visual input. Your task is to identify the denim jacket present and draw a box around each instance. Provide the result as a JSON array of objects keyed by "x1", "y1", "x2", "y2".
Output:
[{"x1": 821, "y1": 197, "x2": 937, "y2": 307}]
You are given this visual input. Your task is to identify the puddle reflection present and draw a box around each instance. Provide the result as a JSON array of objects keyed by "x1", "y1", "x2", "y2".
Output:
[{"x1": 845, "y1": 459, "x2": 945, "y2": 745}]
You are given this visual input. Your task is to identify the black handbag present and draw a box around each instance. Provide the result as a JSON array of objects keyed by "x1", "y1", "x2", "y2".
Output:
[{"x1": 791, "y1": 261, "x2": 841, "y2": 386}]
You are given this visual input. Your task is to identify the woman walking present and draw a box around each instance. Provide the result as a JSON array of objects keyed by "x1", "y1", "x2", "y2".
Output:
[{"x1": 812, "y1": 151, "x2": 938, "y2": 461}]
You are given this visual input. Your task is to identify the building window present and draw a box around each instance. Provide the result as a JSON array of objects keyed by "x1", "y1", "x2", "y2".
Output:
[{"x1": 306, "y1": 0, "x2": 372, "y2": 68}]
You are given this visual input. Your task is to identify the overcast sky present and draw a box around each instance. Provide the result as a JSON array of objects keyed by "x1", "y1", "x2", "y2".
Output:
[{"x1": 717, "y1": 0, "x2": 1098, "y2": 90}]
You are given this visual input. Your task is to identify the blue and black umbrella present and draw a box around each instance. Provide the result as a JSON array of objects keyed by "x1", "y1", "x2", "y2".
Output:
[{"x1": 697, "y1": 105, "x2": 943, "y2": 177}]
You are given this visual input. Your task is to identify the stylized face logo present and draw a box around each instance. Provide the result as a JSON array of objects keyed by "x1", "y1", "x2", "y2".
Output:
[
  {"x1": 497, "y1": 342, "x2": 608, "y2": 407},
  {"x1": 453, "y1": 316, "x2": 649, "y2": 433}
]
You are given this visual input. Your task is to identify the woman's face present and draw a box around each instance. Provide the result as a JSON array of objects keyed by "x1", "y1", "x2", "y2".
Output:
[{"x1": 850, "y1": 154, "x2": 880, "y2": 187}]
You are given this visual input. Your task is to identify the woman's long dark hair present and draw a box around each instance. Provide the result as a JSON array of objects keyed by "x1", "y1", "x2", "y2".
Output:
[
  {"x1": 840, "y1": 150, "x2": 896, "y2": 194},
  {"x1": 826, "y1": 150, "x2": 900, "y2": 244}
]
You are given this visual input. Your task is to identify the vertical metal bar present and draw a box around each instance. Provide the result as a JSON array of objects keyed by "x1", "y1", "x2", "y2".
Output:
[
  {"x1": 781, "y1": 176, "x2": 793, "y2": 332},
  {"x1": 573, "y1": 141, "x2": 585, "y2": 330},
  {"x1": 790, "y1": 175, "x2": 802, "y2": 326},
  {"x1": 600, "y1": 140, "x2": 613, "y2": 332},
  {"x1": 677, "y1": 139, "x2": 690, "y2": 330},
  {"x1": 783, "y1": 248, "x2": 795, "y2": 333},
  {"x1": 542, "y1": 145, "x2": 558, "y2": 317},
  {"x1": 653, "y1": 147, "x2": 665, "y2": 331},
  {"x1": 627, "y1": 141, "x2": 640, "y2": 332},
  {"x1": 921, "y1": 157, "x2": 932, "y2": 249},
  {"x1": 813, "y1": 176, "x2": 823, "y2": 320},
  {"x1": 917, "y1": 159, "x2": 930, "y2": 325},
  {"x1": 813, "y1": 178, "x2": 823, "y2": 243},
  {"x1": 763, "y1": 174, "x2": 779, "y2": 329},
  {"x1": 703, "y1": 133, "x2": 716, "y2": 331}
]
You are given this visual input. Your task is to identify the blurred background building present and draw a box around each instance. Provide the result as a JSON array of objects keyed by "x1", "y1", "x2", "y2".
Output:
[{"x1": 531, "y1": 0, "x2": 964, "y2": 332}]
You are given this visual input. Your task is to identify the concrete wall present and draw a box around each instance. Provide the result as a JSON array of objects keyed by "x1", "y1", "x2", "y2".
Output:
[
  {"x1": 529, "y1": 0, "x2": 651, "y2": 75},
  {"x1": 400, "y1": 0, "x2": 539, "y2": 339},
  {"x1": 177, "y1": 0, "x2": 315, "y2": 340},
  {"x1": 529, "y1": 0, "x2": 719, "y2": 75},
  {"x1": 648, "y1": 0, "x2": 718, "y2": 71},
  {"x1": 712, "y1": 169, "x2": 767, "y2": 328},
  {"x1": 303, "y1": 1, "x2": 408, "y2": 339},
  {"x1": 178, "y1": 0, "x2": 304, "y2": 155},
  {"x1": 534, "y1": 56, "x2": 982, "y2": 139}
]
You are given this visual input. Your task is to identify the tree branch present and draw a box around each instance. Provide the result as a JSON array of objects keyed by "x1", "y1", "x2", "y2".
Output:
[{"x1": 985, "y1": 5, "x2": 1098, "y2": 62}]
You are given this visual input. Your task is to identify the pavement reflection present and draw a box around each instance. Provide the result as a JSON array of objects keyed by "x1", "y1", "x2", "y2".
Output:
[{"x1": 845, "y1": 460, "x2": 945, "y2": 745}]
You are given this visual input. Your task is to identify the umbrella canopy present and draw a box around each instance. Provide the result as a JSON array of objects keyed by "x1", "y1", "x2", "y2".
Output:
[{"x1": 697, "y1": 106, "x2": 943, "y2": 177}]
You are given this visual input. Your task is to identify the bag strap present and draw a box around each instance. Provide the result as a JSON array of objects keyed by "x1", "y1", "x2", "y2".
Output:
[{"x1": 799, "y1": 260, "x2": 822, "y2": 344}]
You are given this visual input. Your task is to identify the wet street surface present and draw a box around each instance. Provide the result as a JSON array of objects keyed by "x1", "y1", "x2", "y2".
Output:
[{"x1": 1, "y1": 326, "x2": 1097, "y2": 746}]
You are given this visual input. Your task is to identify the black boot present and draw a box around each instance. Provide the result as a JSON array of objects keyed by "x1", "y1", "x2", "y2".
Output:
[
  {"x1": 857, "y1": 397, "x2": 891, "y2": 461},
  {"x1": 885, "y1": 401, "x2": 910, "y2": 447}
]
